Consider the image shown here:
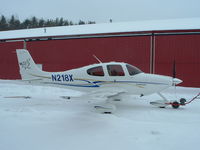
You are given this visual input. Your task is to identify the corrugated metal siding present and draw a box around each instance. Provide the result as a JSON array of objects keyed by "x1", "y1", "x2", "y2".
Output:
[
  {"x1": 0, "y1": 32, "x2": 200, "y2": 87},
  {"x1": 0, "y1": 36, "x2": 151, "y2": 79},
  {"x1": 0, "y1": 41, "x2": 23, "y2": 79},
  {"x1": 155, "y1": 34, "x2": 200, "y2": 87},
  {"x1": 26, "y1": 36, "x2": 151, "y2": 72}
]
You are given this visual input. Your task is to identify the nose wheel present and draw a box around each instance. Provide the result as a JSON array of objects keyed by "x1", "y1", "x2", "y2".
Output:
[
  {"x1": 170, "y1": 98, "x2": 187, "y2": 109},
  {"x1": 151, "y1": 92, "x2": 200, "y2": 109},
  {"x1": 150, "y1": 98, "x2": 186, "y2": 109}
]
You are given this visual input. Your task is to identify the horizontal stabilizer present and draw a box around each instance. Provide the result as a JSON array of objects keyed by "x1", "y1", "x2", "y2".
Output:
[{"x1": 150, "y1": 100, "x2": 169, "y2": 108}]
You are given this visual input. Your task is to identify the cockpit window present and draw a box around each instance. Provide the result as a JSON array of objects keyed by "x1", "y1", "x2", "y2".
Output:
[
  {"x1": 107, "y1": 65, "x2": 125, "y2": 76},
  {"x1": 126, "y1": 64, "x2": 142, "y2": 76},
  {"x1": 87, "y1": 66, "x2": 104, "y2": 76}
]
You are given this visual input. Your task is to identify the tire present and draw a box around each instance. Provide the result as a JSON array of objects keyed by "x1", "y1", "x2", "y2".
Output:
[
  {"x1": 180, "y1": 98, "x2": 186, "y2": 105},
  {"x1": 172, "y1": 101, "x2": 180, "y2": 109}
]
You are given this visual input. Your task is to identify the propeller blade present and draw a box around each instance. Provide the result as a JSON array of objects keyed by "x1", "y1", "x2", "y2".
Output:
[{"x1": 172, "y1": 60, "x2": 176, "y2": 78}]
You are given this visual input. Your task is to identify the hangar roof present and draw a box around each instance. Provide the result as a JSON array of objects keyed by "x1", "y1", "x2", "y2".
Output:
[{"x1": 0, "y1": 18, "x2": 200, "y2": 40}]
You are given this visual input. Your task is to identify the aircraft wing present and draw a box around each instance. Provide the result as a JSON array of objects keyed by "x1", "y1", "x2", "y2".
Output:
[
  {"x1": 87, "y1": 87, "x2": 127, "y2": 101},
  {"x1": 83, "y1": 87, "x2": 128, "y2": 113}
]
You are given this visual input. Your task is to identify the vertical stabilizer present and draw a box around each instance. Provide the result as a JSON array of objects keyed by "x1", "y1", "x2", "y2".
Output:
[{"x1": 16, "y1": 49, "x2": 44, "y2": 80}]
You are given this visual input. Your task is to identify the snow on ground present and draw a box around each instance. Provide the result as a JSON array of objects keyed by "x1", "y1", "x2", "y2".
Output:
[{"x1": 0, "y1": 80, "x2": 200, "y2": 150}]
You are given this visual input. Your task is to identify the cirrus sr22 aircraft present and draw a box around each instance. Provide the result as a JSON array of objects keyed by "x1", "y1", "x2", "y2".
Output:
[{"x1": 16, "y1": 49, "x2": 184, "y2": 113}]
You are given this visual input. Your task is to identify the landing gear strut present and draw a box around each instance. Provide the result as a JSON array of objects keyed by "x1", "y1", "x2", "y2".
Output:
[
  {"x1": 150, "y1": 92, "x2": 185, "y2": 109},
  {"x1": 150, "y1": 92, "x2": 200, "y2": 109}
]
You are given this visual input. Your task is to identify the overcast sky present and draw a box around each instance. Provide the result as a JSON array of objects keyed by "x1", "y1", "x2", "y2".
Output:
[{"x1": 1, "y1": 0, "x2": 200, "y2": 23}]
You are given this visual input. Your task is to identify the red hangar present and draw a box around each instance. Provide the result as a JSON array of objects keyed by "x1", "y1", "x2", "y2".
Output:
[{"x1": 0, "y1": 18, "x2": 200, "y2": 87}]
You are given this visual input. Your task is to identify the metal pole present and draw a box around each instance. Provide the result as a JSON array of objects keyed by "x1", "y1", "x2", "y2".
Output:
[
  {"x1": 150, "y1": 33, "x2": 155, "y2": 74},
  {"x1": 23, "y1": 40, "x2": 26, "y2": 49}
]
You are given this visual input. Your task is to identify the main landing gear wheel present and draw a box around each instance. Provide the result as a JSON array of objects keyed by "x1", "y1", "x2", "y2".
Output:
[{"x1": 171, "y1": 101, "x2": 180, "y2": 109}]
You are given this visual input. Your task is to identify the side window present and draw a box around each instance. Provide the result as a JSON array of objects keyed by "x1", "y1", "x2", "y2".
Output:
[
  {"x1": 126, "y1": 64, "x2": 142, "y2": 76},
  {"x1": 107, "y1": 65, "x2": 125, "y2": 76},
  {"x1": 87, "y1": 66, "x2": 104, "y2": 76}
]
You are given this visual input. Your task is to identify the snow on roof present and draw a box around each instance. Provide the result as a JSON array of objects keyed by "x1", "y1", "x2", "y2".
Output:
[{"x1": 0, "y1": 18, "x2": 200, "y2": 40}]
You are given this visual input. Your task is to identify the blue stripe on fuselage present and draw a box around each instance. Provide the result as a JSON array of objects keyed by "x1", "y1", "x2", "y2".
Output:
[{"x1": 43, "y1": 80, "x2": 169, "y2": 88}]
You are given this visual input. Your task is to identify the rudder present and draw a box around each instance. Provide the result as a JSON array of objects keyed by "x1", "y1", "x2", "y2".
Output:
[{"x1": 16, "y1": 49, "x2": 43, "y2": 80}]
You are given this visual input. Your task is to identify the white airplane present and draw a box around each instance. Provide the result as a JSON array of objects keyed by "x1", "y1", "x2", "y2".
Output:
[{"x1": 16, "y1": 49, "x2": 184, "y2": 113}]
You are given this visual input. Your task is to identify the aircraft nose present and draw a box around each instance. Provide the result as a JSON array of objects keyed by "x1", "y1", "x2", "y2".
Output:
[{"x1": 173, "y1": 78, "x2": 182, "y2": 85}]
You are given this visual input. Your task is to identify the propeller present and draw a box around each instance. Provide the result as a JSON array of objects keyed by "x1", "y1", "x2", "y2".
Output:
[
  {"x1": 172, "y1": 60, "x2": 182, "y2": 85},
  {"x1": 172, "y1": 60, "x2": 177, "y2": 98},
  {"x1": 171, "y1": 60, "x2": 186, "y2": 108},
  {"x1": 172, "y1": 60, "x2": 176, "y2": 79}
]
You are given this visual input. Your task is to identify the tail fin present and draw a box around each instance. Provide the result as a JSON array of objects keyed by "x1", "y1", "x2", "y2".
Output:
[{"x1": 16, "y1": 49, "x2": 44, "y2": 80}]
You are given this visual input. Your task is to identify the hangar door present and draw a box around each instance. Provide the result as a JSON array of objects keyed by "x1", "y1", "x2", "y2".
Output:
[{"x1": 154, "y1": 34, "x2": 200, "y2": 87}]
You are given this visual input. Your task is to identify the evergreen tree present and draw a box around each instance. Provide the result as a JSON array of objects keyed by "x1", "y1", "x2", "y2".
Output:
[
  {"x1": 63, "y1": 20, "x2": 69, "y2": 26},
  {"x1": 9, "y1": 15, "x2": 21, "y2": 29},
  {"x1": 88, "y1": 21, "x2": 96, "y2": 24},
  {"x1": 30, "y1": 16, "x2": 38, "y2": 28},
  {"x1": 55, "y1": 18, "x2": 60, "y2": 26},
  {"x1": 0, "y1": 15, "x2": 8, "y2": 31},
  {"x1": 59, "y1": 18, "x2": 64, "y2": 26},
  {"x1": 69, "y1": 21, "x2": 74, "y2": 26},
  {"x1": 22, "y1": 19, "x2": 31, "y2": 29},
  {"x1": 0, "y1": 15, "x2": 96, "y2": 31},
  {"x1": 78, "y1": 20, "x2": 85, "y2": 25},
  {"x1": 9, "y1": 15, "x2": 15, "y2": 29},
  {"x1": 46, "y1": 19, "x2": 52, "y2": 27},
  {"x1": 38, "y1": 18, "x2": 45, "y2": 27}
]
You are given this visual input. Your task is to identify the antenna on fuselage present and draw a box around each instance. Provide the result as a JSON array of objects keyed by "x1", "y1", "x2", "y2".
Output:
[{"x1": 93, "y1": 55, "x2": 102, "y2": 63}]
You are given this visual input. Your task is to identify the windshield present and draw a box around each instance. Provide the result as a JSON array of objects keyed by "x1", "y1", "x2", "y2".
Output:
[{"x1": 126, "y1": 64, "x2": 142, "y2": 76}]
